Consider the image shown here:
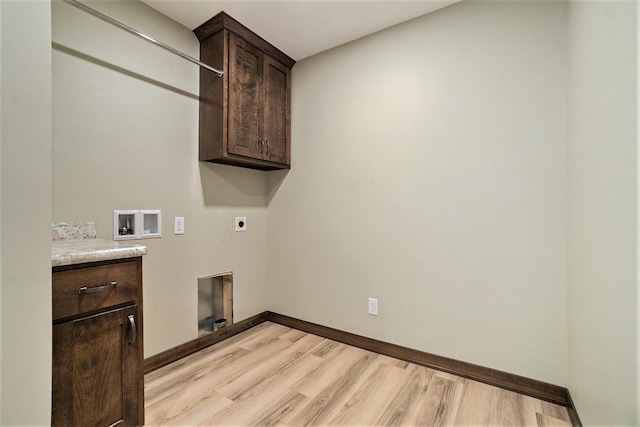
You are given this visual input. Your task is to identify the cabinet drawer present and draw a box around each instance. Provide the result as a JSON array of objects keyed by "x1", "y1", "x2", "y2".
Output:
[{"x1": 53, "y1": 259, "x2": 141, "y2": 321}]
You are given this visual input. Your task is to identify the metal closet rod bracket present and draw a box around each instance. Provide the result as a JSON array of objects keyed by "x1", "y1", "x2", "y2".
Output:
[{"x1": 61, "y1": 0, "x2": 224, "y2": 77}]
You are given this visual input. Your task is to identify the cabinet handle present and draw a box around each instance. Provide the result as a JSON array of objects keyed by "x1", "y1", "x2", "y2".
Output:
[
  {"x1": 265, "y1": 139, "x2": 269, "y2": 156},
  {"x1": 128, "y1": 314, "x2": 137, "y2": 346},
  {"x1": 78, "y1": 281, "x2": 117, "y2": 295},
  {"x1": 256, "y1": 137, "x2": 261, "y2": 153}
]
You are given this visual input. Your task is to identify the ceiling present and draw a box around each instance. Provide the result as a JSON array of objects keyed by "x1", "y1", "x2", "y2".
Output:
[{"x1": 141, "y1": 0, "x2": 462, "y2": 61}]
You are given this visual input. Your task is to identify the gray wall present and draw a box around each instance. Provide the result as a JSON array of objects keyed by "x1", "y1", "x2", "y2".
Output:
[
  {"x1": 0, "y1": 0, "x2": 53, "y2": 424},
  {"x1": 567, "y1": 1, "x2": 638, "y2": 424},
  {"x1": 269, "y1": 1, "x2": 568, "y2": 386},
  {"x1": 1, "y1": 0, "x2": 637, "y2": 424},
  {"x1": 52, "y1": 0, "x2": 270, "y2": 357}
]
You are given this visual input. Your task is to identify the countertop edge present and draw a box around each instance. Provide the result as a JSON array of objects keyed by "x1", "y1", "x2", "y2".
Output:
[{"x1": 52, "y1": 239, "x2": 147, "y2": 267}]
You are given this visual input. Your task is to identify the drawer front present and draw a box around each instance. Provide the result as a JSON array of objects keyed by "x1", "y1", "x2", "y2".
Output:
[{"x1": 53, "y1": 259, "x2": 140, "y2": 321}]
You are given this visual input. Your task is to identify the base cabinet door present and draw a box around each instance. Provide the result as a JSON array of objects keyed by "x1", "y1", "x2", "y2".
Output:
[{"x1": 52, "y1": 305, "x2": 141, "y2": 427}]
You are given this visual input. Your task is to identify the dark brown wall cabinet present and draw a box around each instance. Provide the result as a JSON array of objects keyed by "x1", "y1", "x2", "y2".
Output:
[
  {"x1": 52, "y1": 258, "x2": 144, "y2": 427},
  {"x1": 195, "y1": 12, "x2": 295, "y2": 170}
]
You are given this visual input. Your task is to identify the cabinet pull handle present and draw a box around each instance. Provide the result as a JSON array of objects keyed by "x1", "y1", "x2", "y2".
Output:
[
  {"x1": 128, "y1": 314, "x2": 137, "y2": 346},
  {"x1": 78, "y1": 281, "x2": 117, "y2": 295},
  {"x1": 265, "y1": 139, "x2": 269, "y2": 156},
  {"x1": 256, "y1": 137, "x2": 261, "y2": 153}
]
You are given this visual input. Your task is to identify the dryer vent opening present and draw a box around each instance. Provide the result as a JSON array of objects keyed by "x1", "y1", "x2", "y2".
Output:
[{"x1": 198, "y1": 272, "x2": 233, "y2": 336}]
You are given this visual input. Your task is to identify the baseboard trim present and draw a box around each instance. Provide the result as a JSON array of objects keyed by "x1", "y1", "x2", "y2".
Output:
[
  {"x1": 266, "y1": 311, "x2": 569, "y2": 407},
  {"x1": 144, "y1": 311, "x2": 269, "y2": 374},
  {"x1": 143, "y1": 310, "x2": 581, "y2": 425}
]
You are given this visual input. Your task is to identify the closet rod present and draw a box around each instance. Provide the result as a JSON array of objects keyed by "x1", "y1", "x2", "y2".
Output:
[{"x1": 62, "y1": 0, "x2": 224, "y2": 77}]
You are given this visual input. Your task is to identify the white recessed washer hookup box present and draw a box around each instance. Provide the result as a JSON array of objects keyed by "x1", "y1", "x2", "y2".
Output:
[
  {"x1": 114, "y1": 210, "x2": 161, "y2": 240},
  {"x1": 114, "y1": 210, "x2": 137, "y2": 240},
  {"x1": 142, "y1": 210, "x2": 161, "y2": 238}
]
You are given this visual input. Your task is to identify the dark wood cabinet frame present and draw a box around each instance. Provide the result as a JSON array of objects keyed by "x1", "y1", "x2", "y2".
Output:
[
  {"x1": 195, "y1": 12, "x2": 295, "y2": 170},
  {"x1": 52, "y1": 257, "x2": 144, "y2": 427}
]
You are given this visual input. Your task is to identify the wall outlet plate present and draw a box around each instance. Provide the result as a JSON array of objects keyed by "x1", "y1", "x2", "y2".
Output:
[
  {"x1": 174, "y1": 217, "x2": 185, "y2": 235},
  {"x1": 368, "y1": 298, "x2": 378, "y2": 315},
  {"x1": 235, "y1": 217, "x2": 247, "y2": 232}
]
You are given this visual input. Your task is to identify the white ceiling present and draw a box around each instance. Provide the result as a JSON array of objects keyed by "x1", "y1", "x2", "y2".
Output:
[{"x1": 141, "y1": 0, "x2": 462, "y2": 61}]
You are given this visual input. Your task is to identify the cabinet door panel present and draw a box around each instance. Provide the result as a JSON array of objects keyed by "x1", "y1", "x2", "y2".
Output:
[
  {"x1": 228, "y1": 33, "x2": 262, "y2": 159},
  {"x1": 52, "y1": 305, "x2": 141, "y2": 427},
  {"x1": 263, "y1": 56, "x2": 290, "y2": 165},
  {"x1": 74, "y1": 313, "x2": 124, "y2": 426}
]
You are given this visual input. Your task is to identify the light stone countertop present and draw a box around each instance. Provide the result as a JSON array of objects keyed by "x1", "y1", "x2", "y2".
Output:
[{"x1": 52, "y1": 238, "x2": 147, "y2": 267}]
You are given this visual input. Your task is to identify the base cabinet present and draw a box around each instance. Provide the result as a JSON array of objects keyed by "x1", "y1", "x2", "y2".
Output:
[{"x1": 52, "y1": 258, "x2": 143, "y2": 427}]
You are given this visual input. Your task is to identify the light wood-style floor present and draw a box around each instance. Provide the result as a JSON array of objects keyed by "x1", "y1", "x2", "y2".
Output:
[{"x1": 145, "y1": 322, "x2": 571, "y2": 426}]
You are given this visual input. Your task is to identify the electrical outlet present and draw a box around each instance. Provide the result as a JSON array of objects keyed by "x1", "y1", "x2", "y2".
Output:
[
  {"x1": 368, "y1": 298, "x2": 378, "y2": 315},
  {"x1": 235, "y1": 217, "x2": 247, "y2": 232},
  {"x1": 174, "y1": 217, "x2": 185, "y2": 235}
]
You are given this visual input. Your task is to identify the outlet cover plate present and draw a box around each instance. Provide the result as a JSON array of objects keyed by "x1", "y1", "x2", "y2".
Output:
[
  {"x1": 368, "y1": 298, "x2": 378, "y2": 315},
  {"x1": 174, "y1": 217, "x2": 185, "y2": 235},
  {"x1": 235, "y1": 217, "x2": 247, "y2": 232}
]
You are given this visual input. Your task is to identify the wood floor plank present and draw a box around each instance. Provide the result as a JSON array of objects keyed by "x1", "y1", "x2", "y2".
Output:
[
  {"x1": 453, "y1": 377, "x2": 496, "y2": 425},
  {"x1": 521, "y1": 394, "x2": 547, "y2": 426},
  {"x1": 145, "y1": 391, "x2": 232, "y2": 426},
  {"x1": 145, "y1": 321, "x2": 273, "y2": 387},
  {"x1": 311, "y1": 338, "x2": 342, "y2": 358},
  {"x1": 278, "y1": 327, "x2": 308, "y2": 342},
  {"x1": 145, "y1": 373, "x2": 229, "y2": 425},
  {"x1": 147, "y1": 331, "x2": 290, "y2": 408},
  {"x1": 290, "y1": 343, "x2": 365, "y2": 397},
  {"x1": 144, "y1": 323, "x2": 277, "y2": 391},
  {"x1": 144, "y1": 338, "x2": 245, "y2": 390},
  {"x1": 216, "y1": 333, "x2": 323, "y2": 401},
  {"x1": 239, "y1": 350, "x2": 324, "y2": 401},
  {"x1": 536, "y1": 412, "x2": 572, "y2": 427},
  {"x1": 537, "y1": 398, "x2": 572, "y2": 422},
  {"x1": 487, "y1": 388, "x2": 528, "y2": 426},
  {"x1": 245, "y1": 391, "x2": 308, "y2": 426},
  {"x1": 236, "y1": 322, "x2": 292, "y2": 351},
  {"x1": 375, "y1": 364, "x2": 433, "y2": 426},
  {"x1": 145, "y1": 322, "x2": 573, "y2": 426},
  {"x1": 144, "y1": 345, "x2": 250, "y2": 407},
  {"x1": 288, "y1": 351, "x2": 378, "y2": 425},
  {"x1": 414, "y1": 375, "x2": 465, "y2": 426},
  {"x1": 329, "y1": 362, "x2": 411, "y2": 426},
  {"x1": 197, "y1": 336, "x2": 292, "y2": 389},
  {"x1": 202, "y1": 388, "x2": 304, "y2": 426},
  {"x1": 376, "y1": 353, "x2": 411, "y2": 369}
]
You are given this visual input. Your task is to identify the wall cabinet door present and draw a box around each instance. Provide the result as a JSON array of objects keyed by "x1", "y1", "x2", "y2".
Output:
[
  {"x1": 52, "y1": 305, "x2": 141, "y2": 427},
  {"x1": 262, "y1": 55, "x2": 291, "y2": 165},
  {"x1": 228, "y1": 34, "x2": 263, "y2": 160}
]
